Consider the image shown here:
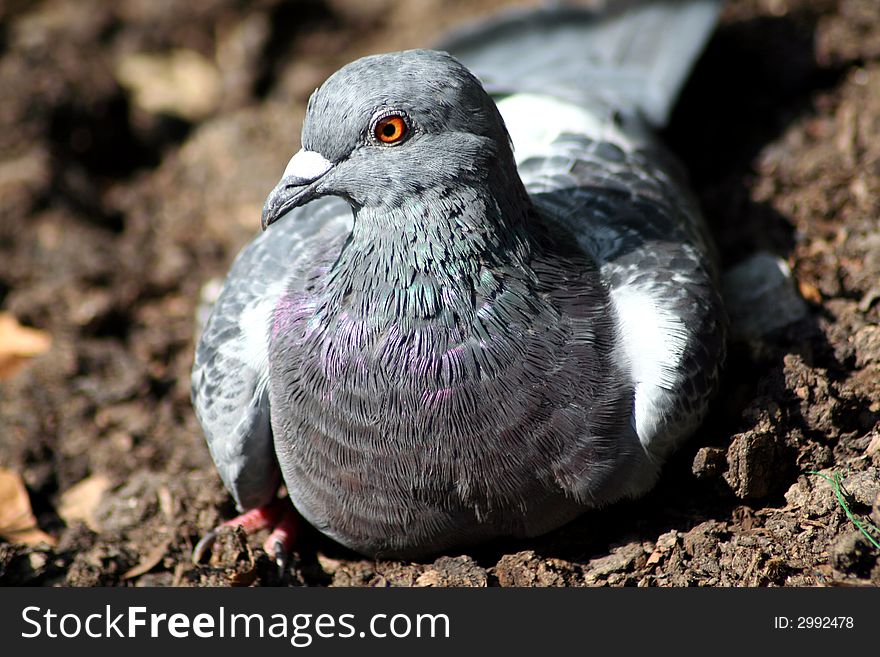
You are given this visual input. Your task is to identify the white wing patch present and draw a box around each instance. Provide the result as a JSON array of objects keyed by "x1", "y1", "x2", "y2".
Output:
[
  {"x1": 610, "y1": 284, "x2": 689, "y2": 451},
  {"x1": 221, "y1": 279, "x2": 288, "y2": 381},
  {"x1": 497, "y1": 93, "x2": 635, "y2": 165}
]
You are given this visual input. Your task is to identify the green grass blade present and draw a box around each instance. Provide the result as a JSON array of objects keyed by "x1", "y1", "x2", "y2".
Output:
[{"x1": 809, "y1": 470, "x2": 880, "y2": 550}]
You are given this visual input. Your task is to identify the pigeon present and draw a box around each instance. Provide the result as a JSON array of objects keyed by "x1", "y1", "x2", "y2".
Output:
[{"x1": 191, "y1": 0, "x2": 727, "y2": 562}]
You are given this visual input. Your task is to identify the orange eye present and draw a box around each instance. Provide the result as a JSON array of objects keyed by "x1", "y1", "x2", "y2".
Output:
[{"x1": 374, "y1": 115, "x2": 407, "y2": 144}]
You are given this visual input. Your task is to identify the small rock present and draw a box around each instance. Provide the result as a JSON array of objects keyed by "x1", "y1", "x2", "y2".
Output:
[
  {"x1": 784, "y1": 474, "x2": 837, "y2": 517},
  {"x1": 585, "y1": 543, "x2": 646, "y2": 581},
  {"x1": 646, "y1": 530, "x2": 680, "y2": 566},
  {"x1": 494, "y1": 550, "x2": 578, "y2": 587},
  {"x1": 853, "y1": 325, "x2": 880, "y2": 368},
  {"x1": 841, "y1": 468, "x2": 880, "y2": 507},
  {"x1": 28, "y1": 551, "x2": 48, "y2": 573},
  {"x1": 692, "y1": 446, "x2": 727, "y2": 480},
  {"x1": 681, "y1": 522, "x2": 724, "y2": 579}
]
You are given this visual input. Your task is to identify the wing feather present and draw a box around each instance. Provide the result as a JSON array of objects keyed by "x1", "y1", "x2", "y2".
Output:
[{"x1": 192, "y1": 198, "x2": 351, "y2": 510}]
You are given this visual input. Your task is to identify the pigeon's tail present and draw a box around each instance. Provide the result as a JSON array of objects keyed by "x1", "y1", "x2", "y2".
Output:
[{"x1": 436, "y1": 0, "x2": 722, "y2": 128}]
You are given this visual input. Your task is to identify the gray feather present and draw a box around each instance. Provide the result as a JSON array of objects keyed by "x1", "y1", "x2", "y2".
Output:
[
  {"x1": 437, "y1": 0, "x2": 722, "y2": 127},
  {"x1": 192, "y1": 197, "x2": 351, "y2": 510}
]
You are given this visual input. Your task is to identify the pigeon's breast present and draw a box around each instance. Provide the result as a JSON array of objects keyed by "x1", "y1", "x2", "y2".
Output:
[{"x1": 265, "y1": 263, "x2": 634, "y2": 556}]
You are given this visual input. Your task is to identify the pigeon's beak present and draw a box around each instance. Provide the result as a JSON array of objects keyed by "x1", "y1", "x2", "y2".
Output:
[{"x1": 261, "y1": 149, "x2": 334, "y2": 230}]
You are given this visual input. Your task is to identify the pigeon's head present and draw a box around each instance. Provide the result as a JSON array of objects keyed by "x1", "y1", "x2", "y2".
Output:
[{"x1": 262, "y1": 49, "x2": 515, "y2": 229}]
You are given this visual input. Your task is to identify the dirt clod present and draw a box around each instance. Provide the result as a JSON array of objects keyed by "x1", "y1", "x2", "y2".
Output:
[
  {"x1": 724, "y1": 431, "x2": 788, "y2": 500},
  {"x1": 830, "y1": 531, "x2": 877, "y2": 579},
  {"x1": 416, "y1": 556, "x2": 488, "y2": 587},
  {"x1": 692, "y1": 446, "x2": 727, "y2": 481}
]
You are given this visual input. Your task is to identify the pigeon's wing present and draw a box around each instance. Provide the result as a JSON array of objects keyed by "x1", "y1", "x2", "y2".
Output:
[
  {"x1": 192, "y1": 197, "x2": 352, "y2": 511},
  {"x1": 525, "y1": 138, "x2": 726, "y2": 459},
  {"x1": 446, "y1": 1, "x2": 726, "y2": 480},
  {"x1": 437, "y1": 0, "x2": 722, "y2": 127}
]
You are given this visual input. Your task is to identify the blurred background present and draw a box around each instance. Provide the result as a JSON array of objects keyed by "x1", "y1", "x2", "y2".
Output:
[{"x1": 0, "y1": 0, "x2": 878, "y2": 586}]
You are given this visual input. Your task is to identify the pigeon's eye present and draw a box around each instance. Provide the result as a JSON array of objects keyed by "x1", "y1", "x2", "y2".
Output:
[{"x1": 374, "y1": 115, "x2": 407, "y2": 144}]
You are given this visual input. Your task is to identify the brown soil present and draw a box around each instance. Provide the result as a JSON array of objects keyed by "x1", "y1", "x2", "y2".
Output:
[{"x1": 1, "y1": 0, "x2": 879, "y2": 587}]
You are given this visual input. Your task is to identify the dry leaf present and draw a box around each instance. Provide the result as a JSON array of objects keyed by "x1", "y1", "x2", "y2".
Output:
[
  {"x1": 122, "y1": 538, "x2": 172, "y2": 580},
  {"x1": 58, "y1": 474, "x2": 112, "y2": 532},
  {"x1": 0, "y1": 312, "x2": 51, "y2": 379},
  {"x1": 0, "y1": 468, "x2": 56, "y2": 547}
]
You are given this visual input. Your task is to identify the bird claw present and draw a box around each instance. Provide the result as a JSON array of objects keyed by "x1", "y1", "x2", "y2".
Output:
[
  {"x1": 192, "y1": 498, "x2": 299, "y2": 572},
  {"x1": 271, "y1": 538, "x2": 289, "y2": 577},
  {"x1": 192, "y1": 528, "x2": 219, "y2": 564},
  {"x1": 263, "y1": 514, "x2": 298, "y2": 577}
]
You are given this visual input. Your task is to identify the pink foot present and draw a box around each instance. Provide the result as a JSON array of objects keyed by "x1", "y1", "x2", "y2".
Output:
[{"x1": 192, "y1": 497, "x2": 299, "y2": 571}]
